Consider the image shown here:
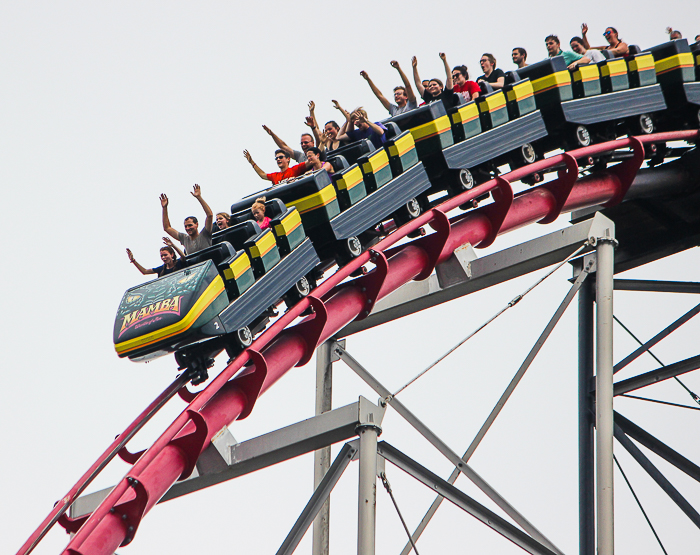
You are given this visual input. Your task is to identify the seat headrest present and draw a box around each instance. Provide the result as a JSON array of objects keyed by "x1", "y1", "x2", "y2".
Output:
[
  {"x1": 212, "y1": 220, "x2": 262, "y2": 250},
  {"x1": 504, "y1": 70, "x2": 520, "y2": 84},
  {"x1": 479, "y1": 81, "x2": 494, "y2": 94},
  {"x1": 383, "y1": 121, "x2": 402, "y2": 139},
  {"x1": 327, "y1": 155, "x2": 349, "y2": 172}
]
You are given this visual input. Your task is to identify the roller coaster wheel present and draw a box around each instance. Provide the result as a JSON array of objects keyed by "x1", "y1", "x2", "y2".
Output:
[
  {"x1": 236, "y1": 326, "x2": 253, "y2": 348},
  {"x1": 520, "y1": 143, "x2": 537, "y2": 164},
  {"x1": 458, "y1": 168, "x2": 475, "y2": 189},
  {"x1": 344, "y1": 236, "x2": 363, "y2": 258},
  {"x1": 635, "y1": 114, "x2": 655, "y2": 135},
  {"x1": 290, "y1": 276, "x2": 312, "y2": 299},
  {"x1": 572, "y1": 125, "x2": 591, "y2": 148}
]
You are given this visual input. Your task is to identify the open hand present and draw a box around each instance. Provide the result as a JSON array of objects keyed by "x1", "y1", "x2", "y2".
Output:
[
  {"x1": 126, "y1": 248, "x2": 135, "y2": 262},
  {"x1": 411, "y1": 56, "x2": 418, "y2": 67},
  {"x1": 581, "y1": 23, "x2": 588, "y2": 35},
  {"x1": 243, "y1": 149, "x2": 253, "y2": 163},
  {"x1": 191, "y1": 184, "x2": 201, "y2": 198},
  {"x1": 160, "y1": 193, "x2": 168, "y2": 208},
  {"x1": 308, "y1": 100, "x2": 315, "y2": 111},
  {"x1": 262, "y1": 125, "x2": 272, "y2": 135},
  {"x1": 304, "y1": 116, "x2": 314, "y2": 128}
]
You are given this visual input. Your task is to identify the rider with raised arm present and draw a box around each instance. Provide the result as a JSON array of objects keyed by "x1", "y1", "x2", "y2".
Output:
[
  {"x1": 360, "y1": 60, "x2": 418, "y2": 116},
  {"x1": 581, "y1": 23, "x2": 629, "y2": 57},
  {"x1": 161, "y1": 184, "x2": 213, "y2": 255},
  {"x1": 412, "y1": 53, "x2": 460, "y2": 109}
]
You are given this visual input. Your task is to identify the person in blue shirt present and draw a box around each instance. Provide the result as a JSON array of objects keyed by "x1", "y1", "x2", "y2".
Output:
[{"x1": 337, "y1": 107, "x2": 387, "y2": 150}]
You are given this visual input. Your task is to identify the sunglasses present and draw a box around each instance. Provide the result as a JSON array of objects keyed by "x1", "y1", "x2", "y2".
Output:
[
  {"x1": 603, "y1": 31, "x2": 612, "y2": 37},
  {"x1": 452, "y1": 73, "x2": 461, "y2": 78},
  {"x1": 275, "y1": 155, "x2": 286, "y2": 160}
]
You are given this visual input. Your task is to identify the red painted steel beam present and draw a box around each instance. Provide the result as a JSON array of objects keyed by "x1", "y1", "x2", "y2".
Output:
[{"x1": 57, "y1": 132, "x2": 697, "y2": 555}]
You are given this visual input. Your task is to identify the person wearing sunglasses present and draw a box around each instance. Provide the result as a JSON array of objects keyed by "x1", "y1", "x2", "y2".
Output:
[
  {"x1": 452, "y1": 65, "x2": 480, "y2": 101},
  {"x1": 243, "y1": 149, "x2": 310, "y2": 186},
  {"x1": 666, "y1": 27, "x2": 682, "y2": 40},
  {"x1": 581, "y1": 23, "x2": 629, "y2": 57}
]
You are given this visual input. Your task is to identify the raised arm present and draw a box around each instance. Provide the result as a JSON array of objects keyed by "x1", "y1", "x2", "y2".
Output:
[
  {"x1": 244, "y1": 150, "x2": 270, "y2": 181},
  {"x1": 332, "y1": 100, "x2": 354, "y2": 141},
  {"x1": 262, "y1": 125, "x2": 294, "y2": 158},
  {"x1": 360, "y1": 70, "x2": 391, "y2": 112},
  {"x1": 391, "y1": 60, "x2": 416, "y2": 103},
  {"x1": 355, "y1": 111, "x2": 384, "y2": 137},
  {"x1": 190, "y1": 184, "x2": 213, "y2": 234},
  {"x1": 126, "y1": 248, "x2": 155, "y2": 275},
  {"x1": 332, "y1": 100, "x2": 352, "y2": 125},
  {"x1": 568, "y1": 56, "x2": 592, "y2": 70},
  {"x1": 411, "y1": 56, "x2": 425, "y2": 97},
  {"x1": 439, "y1": 53, "x2": 453, "y2": 90},
  {"x1": 160, "y1": 194, "x2": 179, "y2": 240},
  {"x1": 307, "y1": 101, "x2": 321, "y2": 146},
  {"x1": 581, "y1": 23, "x2": 592, "y2": 50},
  {"x1": 163, "y1": 237, "x2": 186, "y2": 259}
]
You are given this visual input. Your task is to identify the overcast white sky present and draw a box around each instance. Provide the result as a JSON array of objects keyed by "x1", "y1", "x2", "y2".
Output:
[{"x1": 3, "y1": 2, "x2": 700, "y2": 554}]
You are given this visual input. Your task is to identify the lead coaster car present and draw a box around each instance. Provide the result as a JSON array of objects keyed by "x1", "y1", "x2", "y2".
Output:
[{"x1": 114, "y1": 260, "x2": 229, "y2": 362}]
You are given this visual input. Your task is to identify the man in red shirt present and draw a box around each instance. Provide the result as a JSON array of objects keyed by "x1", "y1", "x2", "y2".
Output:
[{"x1": 244, "y1": 149, "x2": 310, "y2": 186}]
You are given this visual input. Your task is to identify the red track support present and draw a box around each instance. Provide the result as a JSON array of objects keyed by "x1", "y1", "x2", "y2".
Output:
[{"x1": 19, "y1": 132, "x2": 699, "y2": 555}]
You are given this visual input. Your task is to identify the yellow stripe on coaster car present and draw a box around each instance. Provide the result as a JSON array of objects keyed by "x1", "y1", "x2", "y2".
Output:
[
  {"x1": 451, "y1": 103, "x2": 479, "y2": 124},
  {"x1": 410, "y1": 115, "x2": 451, "y2": 141},
  {"x1": 478, "y1": 92, "x2": 506, "y2": 113},
  {"x1": 335, "y1": 165, "x2": 363, "y2": 191},
  {"x1": 531, "y1": 70, "x2": 572, "y2": 93},
  {"x1": 115, "y1": 277, "x2": 225, "y2": 355},
  {"x1": 362, "y1": 149, "x2": 389, "y2": 174},
  {"x1": 287, "y1": 184, "x2": 337, "y2": 215},
  {"x1": 506, "y1": 81, "x2": 535, "y2": 102},
  {"x1": 249, "y1": 230, "x2": 276, "y2": 259},
  {"x1": 655, "y1": 52, "x2": 694, "y2": 75},
  {"x1": 629, "y1": 54, "x2": 655, "y2": 72},
  {"x1": 696, "y1": 53, "x2": 700, "y2": 67},
  {"x1": 274, "y1": 209, "x2": 303, "y2": 236},
  {"x1": 573, "y1": 64, "x2": 600, "y2": 82},
  {"x1": 601, "y1": 59, "x2": 628, "y2": 78},
  {"x1": 224, "y1": 252, "x2": 251, "y2": 281},
  {"x1": 388, "y1": 132, "x2": 416, "y2": 157}
]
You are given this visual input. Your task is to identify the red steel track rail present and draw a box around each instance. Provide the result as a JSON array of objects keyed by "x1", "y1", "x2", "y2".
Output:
[{"x1": 17, "y1": 131, "x2": 698, "y2": 555}]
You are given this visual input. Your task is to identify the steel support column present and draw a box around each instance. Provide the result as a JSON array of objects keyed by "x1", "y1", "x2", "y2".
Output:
[
  {"x1": 313, "y1": 340, "x2": 336, "y2": 555},
  {"x1": 578, "y1": 265, "x2": 595, "y2": 555},
  {"x1": 357, "y1": 422, "x2": 381, "y2": 555},
  {"x1": 595, "y1": 233, "x2": 616, "y2": 555}
]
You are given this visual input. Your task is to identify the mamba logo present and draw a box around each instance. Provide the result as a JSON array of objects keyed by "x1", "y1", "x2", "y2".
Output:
[{"x1": 119, "y1": 295, "x2": 184, "y2": 337}]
